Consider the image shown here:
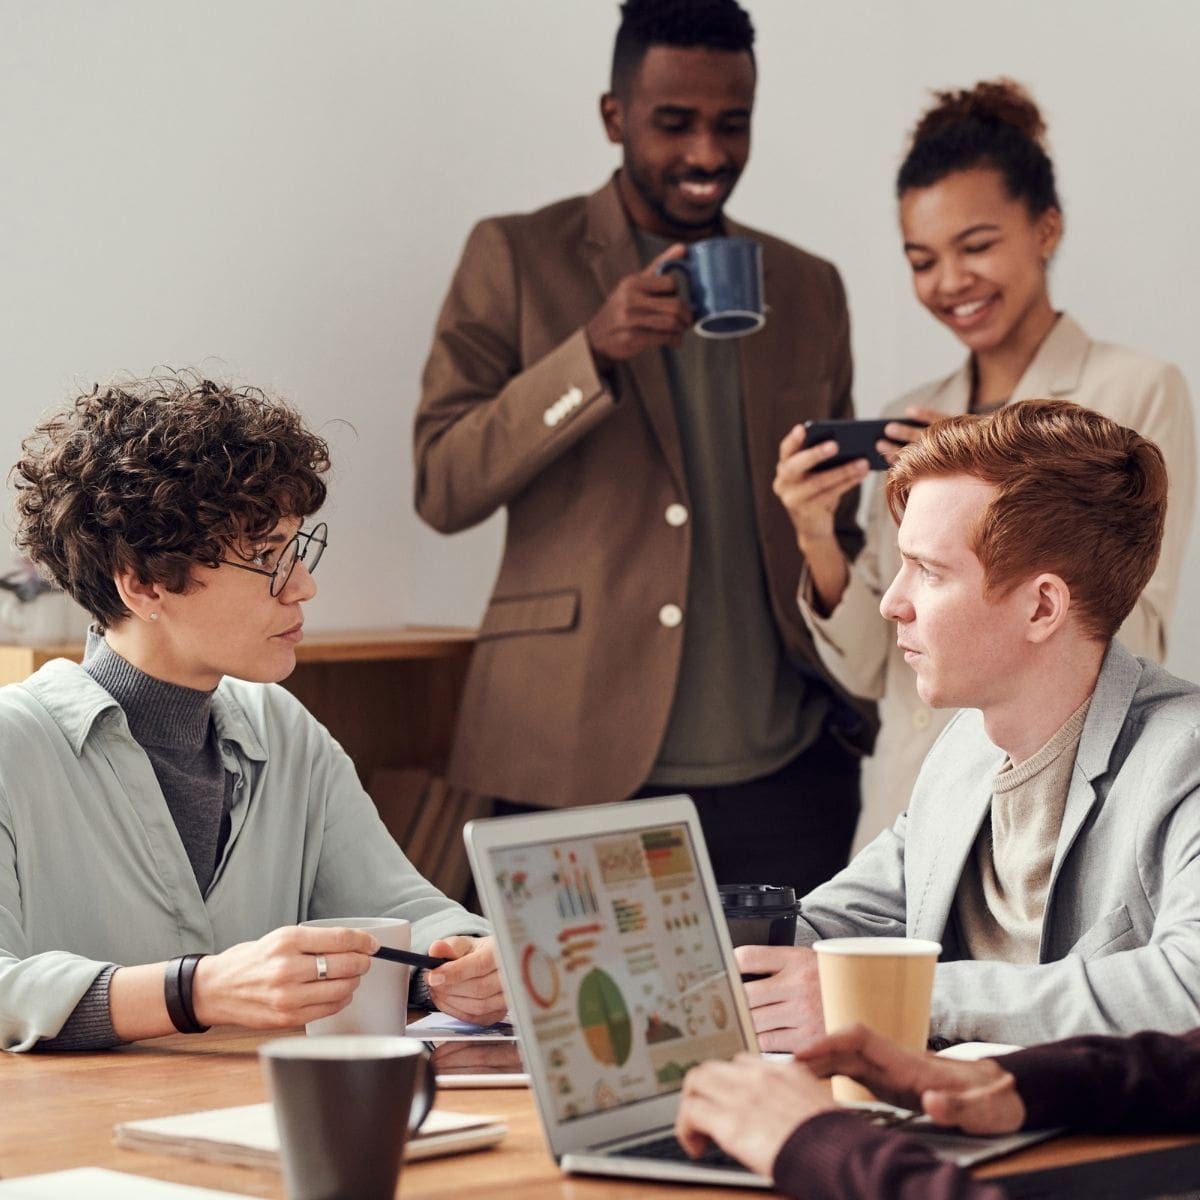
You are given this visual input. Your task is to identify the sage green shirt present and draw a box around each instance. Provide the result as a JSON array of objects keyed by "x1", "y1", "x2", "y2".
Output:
[{"x1": 0, "y1": 660, "x2": 487, "y2": 1051}]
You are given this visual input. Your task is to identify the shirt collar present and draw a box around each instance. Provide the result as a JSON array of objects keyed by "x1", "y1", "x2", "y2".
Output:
[{"x1": 25, "y1": 657, "x2": 267, "y2": 764}]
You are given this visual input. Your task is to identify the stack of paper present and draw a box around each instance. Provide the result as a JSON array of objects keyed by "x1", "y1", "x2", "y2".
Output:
[
  {"x1": 0, "y1": 1169, "x2": 250, "y2": 1198},
  {"x1": 114, "y1": 1103, "x2": 505, "y2": 1168}
]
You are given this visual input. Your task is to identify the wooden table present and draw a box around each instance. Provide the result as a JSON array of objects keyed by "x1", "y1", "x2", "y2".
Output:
[{"x1": 3, "y1": 1030, "x2": 1200, "y2": 1199}]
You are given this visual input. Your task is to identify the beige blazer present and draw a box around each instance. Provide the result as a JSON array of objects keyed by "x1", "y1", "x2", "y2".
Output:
[
  {"x1": 800, "y1": 314, "x2": 1195, "y2": 850},
  {"x1": 415, "y1": 178, "x2": 876, "y2": 808}
]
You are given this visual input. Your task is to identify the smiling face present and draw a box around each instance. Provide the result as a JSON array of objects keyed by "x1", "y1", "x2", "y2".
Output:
[
  {"x1": 880, "y1": 475, "x2": 1037, "y2": 714},
  {"x1": 900, "y1": 167, "x2": 1061, "y2": 359},
  {"x1": 144, "y1": 516, "x2": 317, "y2": 691},
  {"x1": 602, "y1": 44, "x2": 754, "y2": 241}
]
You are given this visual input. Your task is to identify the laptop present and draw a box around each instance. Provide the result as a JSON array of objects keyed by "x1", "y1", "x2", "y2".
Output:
[
  {"x1": 465, "y1": 794, "x2": 769, "y2": 1186},
  {"x1": 466, "y1": 794, "x2": 1061, "y2": 1186}
]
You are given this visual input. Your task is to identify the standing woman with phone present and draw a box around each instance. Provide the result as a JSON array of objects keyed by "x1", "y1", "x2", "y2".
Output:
[{"x1": 775, "y1": 80, "x2": 1195, "y2": 849}]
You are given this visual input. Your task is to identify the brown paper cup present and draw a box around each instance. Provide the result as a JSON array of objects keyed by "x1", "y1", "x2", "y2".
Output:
[{"x1": 813, "y1": 937, "x2": 941, "y2": 1103}]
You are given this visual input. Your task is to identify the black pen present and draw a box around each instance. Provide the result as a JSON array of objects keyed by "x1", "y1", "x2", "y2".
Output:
[{"x1": 371, "y1": 946, "x2": 450, "y2": 971}]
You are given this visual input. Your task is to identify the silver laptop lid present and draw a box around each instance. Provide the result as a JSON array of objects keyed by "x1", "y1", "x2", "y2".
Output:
[{"x1": 465, "y1": 795, "x2": 758, "y2": 1159}]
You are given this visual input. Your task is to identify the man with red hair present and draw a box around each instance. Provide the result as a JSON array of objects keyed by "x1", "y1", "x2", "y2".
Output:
[{"x1": 739, "y1": 399, "x2": 1200, "y2": 1049}]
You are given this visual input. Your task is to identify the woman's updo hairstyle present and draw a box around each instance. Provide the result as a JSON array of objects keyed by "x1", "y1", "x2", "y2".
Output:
[{"x1": 897, "y1": 78, "x2": 1060, "y2": 216}]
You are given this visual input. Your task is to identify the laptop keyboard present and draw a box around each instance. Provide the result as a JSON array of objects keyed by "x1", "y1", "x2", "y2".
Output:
[
  {"x1": 620, "y1": 1107, "x2": 917, "y2": 1174},
  {"x1": 621, "y1": 1134, "x2": 752, "y2": 1172}
]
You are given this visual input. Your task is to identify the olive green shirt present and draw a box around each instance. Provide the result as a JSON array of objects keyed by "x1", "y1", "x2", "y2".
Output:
[{"x1": 636, "y1": 229, "x2": 825, "y2": 787}]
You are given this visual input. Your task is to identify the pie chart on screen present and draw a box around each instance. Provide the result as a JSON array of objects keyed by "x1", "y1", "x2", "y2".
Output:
[{"x1": 577, "y1": 968, "x2": 632, "y2": 1067}]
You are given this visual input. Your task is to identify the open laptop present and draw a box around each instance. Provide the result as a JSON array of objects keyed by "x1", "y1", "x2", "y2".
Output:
[
  {"x1": 466, "y1": 794, "x2": 1061, "y2": 1186},
  {"x1": 465, "y1": 794, "x2": 769, "y2": 1187}
]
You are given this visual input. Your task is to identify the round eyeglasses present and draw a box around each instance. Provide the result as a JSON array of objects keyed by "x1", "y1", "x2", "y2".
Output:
[{"x1": 219, "y1": 522, "x2": 327, "y2": 596}]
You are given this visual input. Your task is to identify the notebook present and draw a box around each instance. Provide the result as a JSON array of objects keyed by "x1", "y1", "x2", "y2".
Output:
[
  {"x1": 465, "y1": 794, "x2": 771, "y2": 1187},
  {"x1": 465, "y1": 794, "x2": 1059, "y2": 1186},
  {"x1": 114, "y1": 1103, "x2": 505, "y2": 1167}
]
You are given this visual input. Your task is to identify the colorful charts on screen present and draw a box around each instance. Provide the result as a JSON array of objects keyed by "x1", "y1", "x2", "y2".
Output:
[{"x1": 521, "y1": 944, "x2": 560, "y2": 1009}]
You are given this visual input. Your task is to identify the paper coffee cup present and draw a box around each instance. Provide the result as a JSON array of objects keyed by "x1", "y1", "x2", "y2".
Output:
[
  {"x1": 813, "y1": 937, "x2": 941, "y2": 1103},
  {"x1": 302, "y1": 917, "x2": 410, "y2": 1037}
]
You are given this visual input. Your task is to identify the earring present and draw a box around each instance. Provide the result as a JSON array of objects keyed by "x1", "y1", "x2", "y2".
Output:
[{"x1": 149, "y1": 611, "x2": 160, "y2": 622}]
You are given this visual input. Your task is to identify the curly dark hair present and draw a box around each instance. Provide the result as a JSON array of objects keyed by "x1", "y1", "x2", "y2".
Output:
[
  {"x1": 611, "y1": 0, "x2": 755, "y2": 96},
  {"x1": 12, "y1": 371, "x2": 330, "y2": 628},
  {"x1": 897, "y1": 79, "x2": 1060, "y2": 216}
]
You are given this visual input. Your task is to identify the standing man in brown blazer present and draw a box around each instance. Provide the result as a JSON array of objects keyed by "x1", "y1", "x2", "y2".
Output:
[{"x1": 415, "y1": 0, "x2": 875, "y2": 894}]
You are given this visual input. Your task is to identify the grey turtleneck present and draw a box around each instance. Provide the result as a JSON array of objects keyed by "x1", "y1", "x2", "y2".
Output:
[
  {"x1": 41, "y1": 634, "x2": 232, "y2": 1050},
  {"x1": 82, "y1": 634, "x2": 232, "y2": 894}
]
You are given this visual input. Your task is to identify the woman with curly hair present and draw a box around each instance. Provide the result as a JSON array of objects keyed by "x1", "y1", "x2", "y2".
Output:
[
  {"x1": 1, "y1": 372, "x2": 504, "y2": 1051},
  {"x1": 774, "y1": 79, "x2": 1195, "y2": 849}
]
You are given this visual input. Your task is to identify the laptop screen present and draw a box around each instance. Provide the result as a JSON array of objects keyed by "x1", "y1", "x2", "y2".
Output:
[{"x1": 486, "y1": 819, "x2": 746, "y2": 1124}]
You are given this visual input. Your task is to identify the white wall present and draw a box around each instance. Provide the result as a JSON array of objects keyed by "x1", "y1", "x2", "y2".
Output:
[{"x1": 3, "y1": 1, "x2": 1198, "y2": 676}]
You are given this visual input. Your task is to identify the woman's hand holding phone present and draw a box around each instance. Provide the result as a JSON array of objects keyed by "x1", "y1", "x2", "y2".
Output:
[
  {"x1": 878, "y1": 406, "x2": 942, "y2": 464},
  {"x1": 773, "y1": 426, "x2": 868, "y2": 615},
  {"x1": 773, "y1": 408, "x2": 940, "y2": 616}
]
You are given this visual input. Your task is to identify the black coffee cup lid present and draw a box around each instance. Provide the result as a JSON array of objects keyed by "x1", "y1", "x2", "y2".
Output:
[{"x1": 717, "y1": 883, "x2": 797, "y2": 911}]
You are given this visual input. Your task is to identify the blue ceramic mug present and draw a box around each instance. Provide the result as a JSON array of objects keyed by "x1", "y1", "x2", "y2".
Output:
[{"x1": 658, "y1": 236, "x2": 765, "y2": 339}]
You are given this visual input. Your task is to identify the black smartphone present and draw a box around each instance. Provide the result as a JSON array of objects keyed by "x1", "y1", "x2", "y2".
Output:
[{"x1": 803, "y1": 417, "x2": 927, "y2": 472}]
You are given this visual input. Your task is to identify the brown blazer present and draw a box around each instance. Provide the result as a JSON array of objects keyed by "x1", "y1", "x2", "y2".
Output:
[{"x1": 415, "y1": 177, "x2": 876, "y2": 808}]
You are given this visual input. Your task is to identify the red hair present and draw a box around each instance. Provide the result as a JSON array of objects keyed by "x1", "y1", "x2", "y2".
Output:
[{"x1": 886, "y1": 399, "x2": 1166, "y2": 641}]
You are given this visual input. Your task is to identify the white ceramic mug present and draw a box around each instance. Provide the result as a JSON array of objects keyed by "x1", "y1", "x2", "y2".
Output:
[{"x1": 301, "y1": 916, "x2": 411, "y2": 1037}]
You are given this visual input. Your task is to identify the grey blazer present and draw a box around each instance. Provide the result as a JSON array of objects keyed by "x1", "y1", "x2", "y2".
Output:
[{"x1": 795, "y1": 640, "x2": 1200, "y2": 1044}]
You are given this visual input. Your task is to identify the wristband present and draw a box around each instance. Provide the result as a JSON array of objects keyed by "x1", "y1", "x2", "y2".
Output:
[{"x1": 164, "y1": 954, "x2": 211, "y2": 1034}]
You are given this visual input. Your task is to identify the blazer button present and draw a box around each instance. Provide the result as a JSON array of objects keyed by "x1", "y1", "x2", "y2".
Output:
[
  {"x1": 665, "y1": 503, "x2": 688, "y2": 527},
  {"x1": 658, "y1": 604, "x2": 683, "y2": 628}
]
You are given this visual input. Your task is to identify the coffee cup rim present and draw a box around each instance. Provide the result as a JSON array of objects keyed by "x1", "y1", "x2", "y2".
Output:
[
  {"x1": 261, "y1": 1035, "x2": 427, "y2": 1060},
  {"x1": 813, "y1": 937, "x2": 942, "y2": 957},
  {"x1": 695, "y1": 310, "x2": 765, "y2": 338},
  {"x1": 299, "y1": 916, "x2": 410, "y2": 929}
]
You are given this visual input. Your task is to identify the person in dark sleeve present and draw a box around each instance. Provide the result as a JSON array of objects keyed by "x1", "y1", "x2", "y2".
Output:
[{"x1": 676, "y1": 1022, "x2": 1200, "y2": 1200}]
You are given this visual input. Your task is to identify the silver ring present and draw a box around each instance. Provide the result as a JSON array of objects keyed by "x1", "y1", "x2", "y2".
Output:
[{"x1": 315, "y1": 954, "x2": 328, "y2": 981}]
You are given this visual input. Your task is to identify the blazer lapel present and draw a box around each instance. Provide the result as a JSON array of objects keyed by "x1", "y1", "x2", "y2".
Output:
[
  {"x1": 911, "y1": 779, "x2": 993, "y2": 941},
  {"x1": 1011, "y1": 313, "x2": 1091, "y2": 399},
  {"x1": 1042, "y1": 642, "x2": 1142, "y2": 947},
  {"x1": 583, "y1": 180, "x2": 688, "y2": 496}
]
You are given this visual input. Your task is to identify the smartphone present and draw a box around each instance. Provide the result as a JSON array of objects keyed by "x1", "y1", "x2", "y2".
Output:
[
  {"x1": 427, "y1": 1038, "x2": 528, "y2": 1087},
  {"x1": 803, "y1": 417, "x2": 927, "y2": 472}
]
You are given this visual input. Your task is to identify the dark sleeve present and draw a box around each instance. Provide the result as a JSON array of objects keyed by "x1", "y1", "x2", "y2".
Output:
[
  {"x1": 772, "y1": 1112, "x2": 1005, "y2": 1200},
  {"x1": 999, "y1": 1028, "x2": 1200, "y2": 1133},
  {"x1": 37, "y1": 964, "x2": 124, "y2": 1051}
]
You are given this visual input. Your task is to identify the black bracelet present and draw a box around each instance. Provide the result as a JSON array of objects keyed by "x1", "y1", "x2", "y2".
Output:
[{"x1": 164, "y1": 954, "x2": 210, "y2": 1034}]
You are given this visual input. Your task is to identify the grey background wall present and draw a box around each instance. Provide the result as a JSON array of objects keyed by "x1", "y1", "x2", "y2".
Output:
[{"x1": 3, "y1": 1, "x2": 1198, "y2": 676}]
